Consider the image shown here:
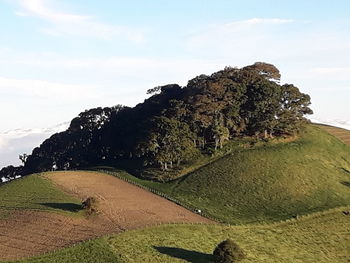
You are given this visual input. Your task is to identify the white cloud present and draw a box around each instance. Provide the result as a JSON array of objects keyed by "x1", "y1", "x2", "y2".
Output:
[
  {"x1": 311, "y1": 67, "x2": 350, "y2": 74},
  {"x1": 0, "y1": 122, "x2": 69, "y2": 168},
  {"x1": 0, "y1": 76, "x2": 97, "y2": 100},
  {"x1": 226, "y1": 18, "x2": 294, "y2": 27},
  {"x1": 187, "y1": 18, "x2": 294, "y2": 50},
  {"x1": 15, "y1": 0, "x2": 144, "y2": 41}
]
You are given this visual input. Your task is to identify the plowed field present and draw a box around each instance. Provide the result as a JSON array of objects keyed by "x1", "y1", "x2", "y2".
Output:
[{"x1": 0, "y1": 171, "x2": 212, "y2": 261}]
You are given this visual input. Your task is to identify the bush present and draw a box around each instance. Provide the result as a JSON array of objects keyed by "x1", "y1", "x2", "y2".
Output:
[
  {"x1": 213, "y1": 239, "x2": 245, "y2": 263},
  {"x1": 82, "y1": 197, "x2": 98, "y2": 215}
]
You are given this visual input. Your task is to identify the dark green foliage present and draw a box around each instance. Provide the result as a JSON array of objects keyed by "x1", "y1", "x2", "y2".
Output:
[
  {"x1": 213, "y1": 239, "x2": 245, "y2": 263},
  {"x1": 18, "y1": 62, "x2": 313, "y2": 178}
]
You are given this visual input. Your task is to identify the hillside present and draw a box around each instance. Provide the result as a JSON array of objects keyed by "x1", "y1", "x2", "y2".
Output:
[
  {"x1": 0, "y1": 171, "x2": 210, "y2": 261},
  {"x1": 108, "y1": 125, "x2": 350, "y2": 224},
  {"x1": 7, "y1": 207, "x2": 350, "y2": 263},
  {"x1": 317, "y1": 124, "x2": 350, "y2": 146}
]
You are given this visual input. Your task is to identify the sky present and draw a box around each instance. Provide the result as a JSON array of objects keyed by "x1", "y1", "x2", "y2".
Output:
[{"x1": 0, "y1": 0, "x2": 349, "y2": 133}]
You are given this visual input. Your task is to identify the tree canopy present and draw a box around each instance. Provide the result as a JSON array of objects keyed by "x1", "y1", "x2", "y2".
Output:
[{"x1": 1, "y1": 62, "x2": 312, "y2": 181}]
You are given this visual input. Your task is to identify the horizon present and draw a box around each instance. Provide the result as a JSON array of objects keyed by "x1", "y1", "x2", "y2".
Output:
[
  {"x1": 0, "y1": 0, "x2": 349, "y2": 132},
  {"x1": 0, "y1": 0, "x2": 349, "y2": 167}
]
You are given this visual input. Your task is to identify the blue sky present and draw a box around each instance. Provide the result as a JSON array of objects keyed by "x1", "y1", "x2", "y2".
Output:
[{"x1": 0, "y1": 0, "x2": 349, "y2": 131}]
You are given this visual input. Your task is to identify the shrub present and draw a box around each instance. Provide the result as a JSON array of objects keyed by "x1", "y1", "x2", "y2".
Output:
[
  {"x1": 82, "y1": 197, "x2": 98, "y2": 215},
  {"x1": 213, "y1": 239, "x2": 245, "y2": 263}
]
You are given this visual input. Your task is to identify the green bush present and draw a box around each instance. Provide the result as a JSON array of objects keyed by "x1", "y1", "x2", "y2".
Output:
[{"x1": 213, "y1": 239, "x2": 245, "y2": 263}]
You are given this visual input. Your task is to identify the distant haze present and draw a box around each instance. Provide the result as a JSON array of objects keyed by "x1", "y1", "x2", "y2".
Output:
[{"x1": 0, "y1": 123, "x2": 69, "y2": 168}]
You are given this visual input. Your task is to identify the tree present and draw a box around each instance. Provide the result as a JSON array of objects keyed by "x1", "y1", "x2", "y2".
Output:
[
  {"x1": 19, "y1": 153, "x2": 28, "y2": 165},
  {"x1": 276, "y1": 84, "x2": 313, "y2": 135},
  {"x1": 139, "y1": 117, "x2": 198, "y2": 170},
  {"x1": 243, "y1": 62, "x2": 281, "y2": 83}
]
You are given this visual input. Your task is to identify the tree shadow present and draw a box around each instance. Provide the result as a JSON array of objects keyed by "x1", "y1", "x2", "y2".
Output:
[
  {"x1": 153, "y1": 246, "x2": 213, "y2": 263},
  {"x1": 340, "y1": 181, "x2": 350, "y2": 188},
  {"x1": 40, "y1": 202, "x2": 82, "y2": 212}
]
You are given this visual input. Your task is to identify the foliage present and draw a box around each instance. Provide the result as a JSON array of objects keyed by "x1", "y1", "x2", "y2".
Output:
[
  {"x1": 213, "y1": 239, "x2": 245, "y2": 263},
  {"x1": 8, "y1": 207, "x2": 350, "y2": 263},
  {"x1": 18, "y1": 62, "x2": 312, "y2": 177}
]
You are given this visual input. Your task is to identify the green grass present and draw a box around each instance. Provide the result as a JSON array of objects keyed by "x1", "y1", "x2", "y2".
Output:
[
  {"x1": 8, "y1": 206, "x2": 350, "y2": 263},
  {"x1": 0, "y1": 174, "x2": 82, "y2": 218},
  {"x1": 100, "y1": 125, "x2": 350, "y2": 224}
]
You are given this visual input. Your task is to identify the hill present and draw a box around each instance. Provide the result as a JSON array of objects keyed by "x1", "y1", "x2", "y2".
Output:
[
  {"x1": 105, "y1": 125, "x2": 350, "y2": 224},
  {"x1": 317, "y1": 124, "x2": 350, "y2": 146},
  {"x1": 7, "y1": 206, "x2": 350, "y2": 263},
  {"x1": 0, "y1": 171, "x2": 211, "y2": 261}
]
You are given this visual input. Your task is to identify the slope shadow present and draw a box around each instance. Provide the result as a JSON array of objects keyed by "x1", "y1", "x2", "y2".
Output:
[
  {"x1": 40, "y1": 202, "x2": 82, "y2": 212},
  {"x1": 153, "y1": 246, "x2": 213, "y2": 263},
  {"x1": 340, "y1": 181, "x2": 350, "y2": 188},
  {"x1": 341, "y1": 167, "x2": 350, "y2": 174}
]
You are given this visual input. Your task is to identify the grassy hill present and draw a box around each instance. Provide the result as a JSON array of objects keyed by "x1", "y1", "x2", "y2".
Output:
[
  {"x1": 103, "y1": 125, "x2": 350, "y2": 224},
  {"x1": 7, "y1": 206, "x2": 349, "y2": 263},
  {"x1": 317, "y1": 124, "x2": 350, "y2": 146},
  {"x1": 0, "y1": 174, "x2": 82, "y2": 219}
]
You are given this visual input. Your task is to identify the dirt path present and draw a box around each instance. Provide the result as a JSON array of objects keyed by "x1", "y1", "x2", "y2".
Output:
[
  {"x1": 0, "y1": 171, "x2": 212, "y2": 261},
  {"x1": 318, "y1": 124, "x2": 350, "y2": 146}
]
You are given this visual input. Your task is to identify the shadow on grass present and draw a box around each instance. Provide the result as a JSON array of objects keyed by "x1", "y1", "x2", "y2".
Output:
[
  {"x1": 40, "y1": 202, "x2": 82, "y2": 212},
  {"x1": 341, "y1": 168, "x2": 350, "y2": 174},
  {"x1": 340, "y1": 181, "x2": 350, "y2": 188},
  {"x1": 153, "y1": 246, "x2": 213, "y2": 263}
]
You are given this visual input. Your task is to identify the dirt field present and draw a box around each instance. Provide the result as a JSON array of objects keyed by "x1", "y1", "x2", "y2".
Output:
[
  {"x1": 318, "y1": 124, "x2": 350, "y2": 146},
  {"x1": 0, "y1": 171, "x2": 212, "y2": 261}
]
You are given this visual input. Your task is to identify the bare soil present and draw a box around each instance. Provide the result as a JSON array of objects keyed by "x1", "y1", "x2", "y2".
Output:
[{"x1": 0, "y1": 171, "x2": 212, "y2": 261}]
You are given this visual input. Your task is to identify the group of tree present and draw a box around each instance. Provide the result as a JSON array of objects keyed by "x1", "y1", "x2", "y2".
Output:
[{"x1": 0, "y1": 62, "x2": 313, "y2": 182}]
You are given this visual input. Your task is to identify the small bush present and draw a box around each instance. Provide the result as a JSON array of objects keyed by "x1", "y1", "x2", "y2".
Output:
[
  {"x1": 213, "y1": 239, "x2": 245, "y2": 263},
  {"x1": 82, "y1": 197, "x2": 98, "y2": 215}
]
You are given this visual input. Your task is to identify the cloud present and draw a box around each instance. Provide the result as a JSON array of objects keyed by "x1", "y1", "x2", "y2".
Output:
[
  {"x1": 0, "y1": 122, "x2": 69, "y2": 168},
  {"x1": 186, "y1": 18, "x2": 295, "y2": 60},
  {"x1": 225, "y1": 18, "x2": 294, "y2": 27},
  {"x1": 15, "y1": 0, "x2": 144, "y2": 41},
  {"x1": 0, "y1": 76, "x2": 97, "y2": 100}
]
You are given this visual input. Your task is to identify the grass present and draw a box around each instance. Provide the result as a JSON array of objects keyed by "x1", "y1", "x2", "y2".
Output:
[
  {"x1": 98, "y1": 125, "x2": 350, "y2": 224},
  {"x1": 317, "y1": 124, "x2": 350, "y2": 146},
  {"x1": 0, "y1": 174, "x2": 82, "y2": 218},
  {"x1": 7, "y1": 206, "x2": 350, "y2": 263}
]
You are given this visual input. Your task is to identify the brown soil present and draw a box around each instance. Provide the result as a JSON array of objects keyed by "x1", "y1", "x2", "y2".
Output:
[
  {"x1": 317, "y1": 124, "x2": 350, "y2": 146},
  {"x1": 0, "y1": 171, "x2": 213, "y2": 261}
]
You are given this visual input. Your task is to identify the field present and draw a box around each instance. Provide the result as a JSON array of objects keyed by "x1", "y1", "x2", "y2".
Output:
[
  {"x1": 99, "y1": 125, "x2": 350, "y2": 224},
  {"x1": 7, "y1": 206, "x2": 350, "y2": 263},
  {"x1": 317, "y1": 124, "x2": 350, "y2": 146},
  {"x1": 1, "y1": 124, "x2": 350, "y2": 262},
  {"x1": 0, "y1": 171, "x2": 211, "y2": 261},
  {"x1": 0, "y1": 174, "x2": 81, "y2": 218}
]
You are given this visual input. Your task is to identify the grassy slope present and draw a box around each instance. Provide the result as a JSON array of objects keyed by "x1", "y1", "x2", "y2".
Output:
[
  {"x1": 9, "y1": 207, "x2": 350, "y2": 263},
  {"x1": 0, "y1": 174, "x2": 82, "y2": 218},
  {"x1": 104, "y1": 125, "x2": 350, "y2": 224}
]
